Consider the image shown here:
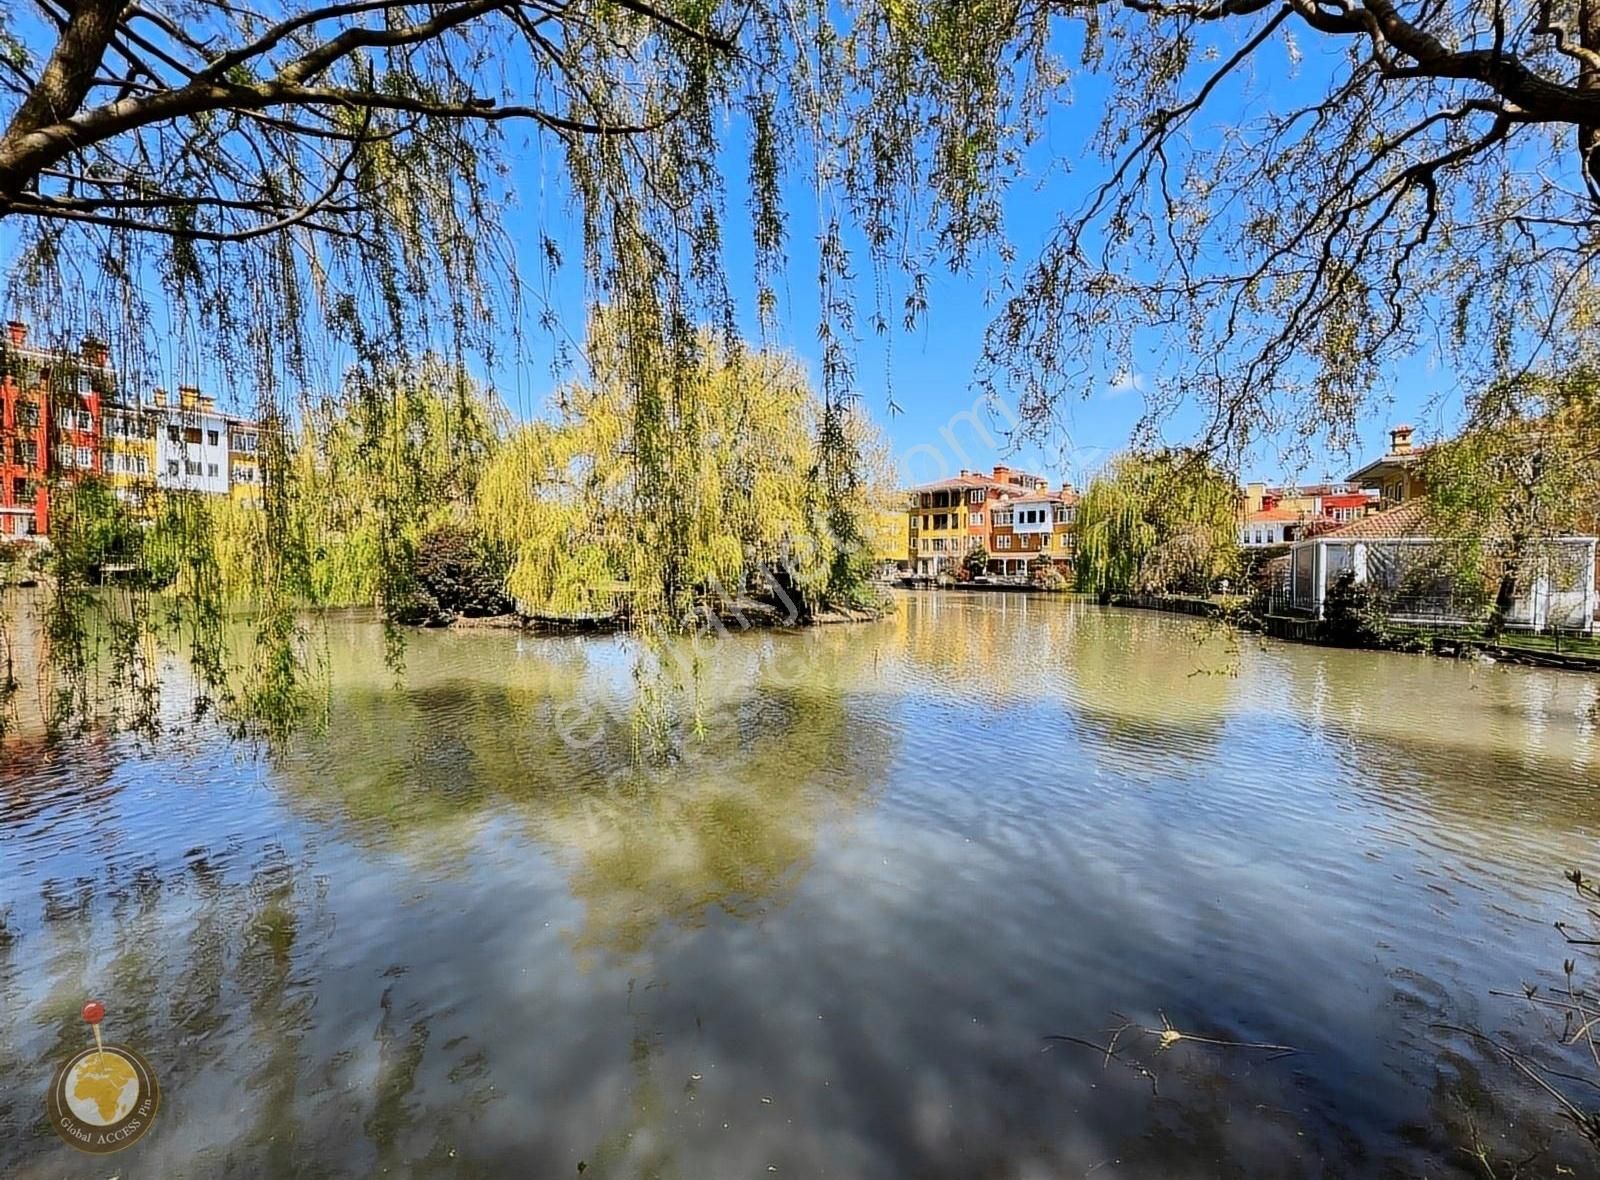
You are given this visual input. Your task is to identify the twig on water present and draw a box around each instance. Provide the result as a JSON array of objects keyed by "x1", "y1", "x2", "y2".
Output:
[
  {"x1": 1043, "y1": 1010, "x2": 1301, "y2": 1095},
  {"x1": 1432, "y1": 1022, "x2": 1600, "y2": 1149}
]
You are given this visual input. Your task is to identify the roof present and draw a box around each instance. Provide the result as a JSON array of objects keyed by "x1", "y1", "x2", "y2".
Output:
[
  {"x1": 1347, "y1": 448, "x2": 1426, "y2": 485},
  {"x1": 1313, "y1": 499, "x2": 1432, "y2": 540},
  {"x1": 907, "y1": 473, "x2": 1008, "y2": 493},
  {"x1": 907, "y1": 470, "x2": 1054, "y2": 495},
  {"x1": 1245, "y1": 507, "x2": 1304, "y2": 523},
  {"x1": 1009, "y1": 489, "x2": 1079, "y2": 506}
]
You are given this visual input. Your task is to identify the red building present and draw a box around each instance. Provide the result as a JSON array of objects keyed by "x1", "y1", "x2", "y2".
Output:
[{"x1": 0, "y1": 320, "x2": 112, "y2": 539}]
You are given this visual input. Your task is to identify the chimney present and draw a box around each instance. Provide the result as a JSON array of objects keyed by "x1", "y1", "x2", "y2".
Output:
[
  {"x1": 197, "y1": 395, "x2": 216, "y2": 414},
  {"x1": 79, "y1": 336, "x2": 109, "y2": 368},
  {"x1": 992, "y1": 464, "x2": 1011, "y2": 484},
  {"x1": 6, "y1": 321, "x2": 24, "y2": 347},
  {"x1": 1390, "y1": 425, "x2": 1414, "y2": 455},
  {"x1": 958, "y1": 469, "x2": 969, "y2": 478},
  {"x1": 178, "y1": 385, "x2": 200, "y2": 410}
]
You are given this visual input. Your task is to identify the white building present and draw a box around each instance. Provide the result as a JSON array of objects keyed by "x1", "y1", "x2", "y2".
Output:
[
  {"x1": 1240, "y1": 508, "x2": 1302, "y2": 547},
  {"x1": 154, "y1": 386, "x2": 231, "y2": 496},
  {"x1": 1286, "y1": 501, "x2": 1597, "y2": 632}
]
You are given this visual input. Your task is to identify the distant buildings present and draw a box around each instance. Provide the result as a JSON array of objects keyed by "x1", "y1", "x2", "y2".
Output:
[
  {"x1": 0, "y1": 319, "x2": 265, "y2": 540},
  {"x1": 906, "y1": 464, "x2": 1078, "y2": 578}
]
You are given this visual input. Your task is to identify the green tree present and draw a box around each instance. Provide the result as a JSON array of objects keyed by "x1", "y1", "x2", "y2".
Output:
[
  {"x1": 476, "y1": 321, "x2": 888, "y2": 623},
  {"x1": 1422, "y1": 365, "x2": 1600, "y2": 635},
  {"x1": 962, "y1": 545, "x2": 990, "y2": 580},
  {"x1": 1075, "y1": 452, "x2": 1240, "y2": 596}
]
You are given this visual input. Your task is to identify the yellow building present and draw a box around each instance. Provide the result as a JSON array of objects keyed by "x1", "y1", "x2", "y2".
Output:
[
  {"x1": 227, "y1": 417, "x2": 264, "y2": 507},
  {"x1": 1347, "y1": 425, "x2": 1429, "y2": 506},
  {"x1": 99, "y1": 400, "x2": 158, "y2": 507}
]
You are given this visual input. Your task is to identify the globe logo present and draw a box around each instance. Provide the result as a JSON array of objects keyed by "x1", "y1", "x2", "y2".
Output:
[
  {"x1": 45, "y1": 1001, "x2": 161, "y2": 1155},
  {"x1": 64, "y1": 1050, "x2": 140, "y2": 1126}
]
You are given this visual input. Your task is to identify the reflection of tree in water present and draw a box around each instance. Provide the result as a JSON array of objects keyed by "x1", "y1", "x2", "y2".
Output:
[{"x1": 275, "y1": 622, "x2": 899, "y2": 957}]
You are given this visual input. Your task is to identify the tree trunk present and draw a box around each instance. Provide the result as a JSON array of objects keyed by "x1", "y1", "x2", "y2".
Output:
[{"x1": 1583, "y1": 0, "x2": 1600, "y2": 196}]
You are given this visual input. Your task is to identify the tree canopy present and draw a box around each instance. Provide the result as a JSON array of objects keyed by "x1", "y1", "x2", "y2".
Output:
[
  {"x1": 1422, "y1": 363, "x2": 1600, "y2": 629},
  {"x1": 1074, "y1": 451, "x2": 1241, "y2": 595},
  {"x1": 3, "y1": 0, "x2": 1597, "y2": 438}
]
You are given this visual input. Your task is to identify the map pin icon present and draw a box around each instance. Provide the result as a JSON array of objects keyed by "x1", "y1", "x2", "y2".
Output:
[{"x1": 82, "y1": 1000, "x2": 105, "y2": 1058}]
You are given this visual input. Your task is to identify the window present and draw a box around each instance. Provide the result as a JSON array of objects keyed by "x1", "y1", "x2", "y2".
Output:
[
  {"x1": 167, "y1": 424, "x2": 180, "y2": 442},
  {"x1": 77, "y1": 446, "x2": 92, "y2": 467},
  {"x1": 77, "y1": 373, "x2": 91, "y2": 395},
  {"x1": 207, "y1": 463, "x2": 219, "y2": 477},
  {"x1": 76, "y1": 411, "x2": 92, "y2": 431},
  {"x1": 185, "y1": 460, "x2": 202, "y2": 475},
  {"x1": 969, "y1": 512, "x2": 982, "y2": 526},
  {"x1": 968, "y1": 488, "x2": 984, "y2": 504},
  {"x1": 996, "y1": 535, "x2": 1012, "y2": 550},
  {"x1": 17, "y1": 402, "x2": 38, "y2": 428},
  {"x1": 1255, "y1": 531, "x2": 1263, "y2": 545},
  {"x1": 183, "y1": 427, "x2": 202, "y2": 445},
  {"x1": 207, "y1": 429, "x2": 219, "y2": 446},
  {"x1": 920, "y1": 539, "x2": 929, "y2": 552}
]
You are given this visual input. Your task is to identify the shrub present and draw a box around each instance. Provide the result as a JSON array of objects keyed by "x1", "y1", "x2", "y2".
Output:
[
  {"x1": 399, "y1": 524, "x2": 511, "y2": 625},
  {"x1": 1320, "y1": 570, "x2": 1388, "y2": 647}
]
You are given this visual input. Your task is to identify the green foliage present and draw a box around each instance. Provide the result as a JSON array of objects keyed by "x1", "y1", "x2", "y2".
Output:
[
  {"x1": 1422, "y1": 364, "x2": 1600, "y2": 633},
  {"x1": 1319, "y1": 571, "x2": 1389, "y2": 648},
  {"x1": 477, "y1": 320, "x2": 890, "y2": 624},
  {"x1": 1030, "y1": 554, "x2": 1067, "y2": 590},
  {"x1": 49, "y1": 479, "x2": 142, "y2": 584},
  {"x1": 396, "y1": 525, "x2": 512, "y2": 626},
  {"x1": 1074, "y1": 452, "x2": 1240, "y2": 596},
  {"x1": 962, "y1": 546, "x2": 989, "y2": 579}
]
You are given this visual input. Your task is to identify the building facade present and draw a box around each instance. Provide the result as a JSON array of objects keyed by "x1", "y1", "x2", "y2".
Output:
[
  {"x1": 906, "y1": 465, "x2": 1077, "y2": 577},
  {"x1": 0, "y1": 321, "x2": 115, "y2": 539},
  {"x1": 101, "y1": 400, "x2": 159, "y2": 504},
  {"x1": 155, "y1": 386, "x2": 232, "y2": 497},
  {"x1": 1347, "y1": 425, "x2": 1429, "y2": 506}
]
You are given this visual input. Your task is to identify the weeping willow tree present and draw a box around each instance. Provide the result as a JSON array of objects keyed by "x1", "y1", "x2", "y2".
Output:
[
  {"x1": 4, "y1": 0, "x2": 1600, "y2": 740},
  {"x1": 1075, "y1": 452, "x2": 1241, "y2": 596},
  {"x1": 478, "y1": 317, "x2": 888, "y2": 624}
]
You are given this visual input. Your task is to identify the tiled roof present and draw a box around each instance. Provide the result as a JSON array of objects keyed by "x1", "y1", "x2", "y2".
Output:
[
  {"x1": 1316, "y1": 499, "x2": 1431, "y2": 539},
  {"x1": 1010, "y1": 489, "x2": 1079, "y2": 505},
  {"x1": 1347, "y1": 448, "x2": 1427, "y2": 483},
  {"x1": 1245, "y1": 507, "x2": 1304, "y2": 523}
]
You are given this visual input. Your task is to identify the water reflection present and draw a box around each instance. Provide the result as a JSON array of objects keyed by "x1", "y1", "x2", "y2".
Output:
[{"x1": 1, "y1": 594, "x2": 1598, "y2": 1177}]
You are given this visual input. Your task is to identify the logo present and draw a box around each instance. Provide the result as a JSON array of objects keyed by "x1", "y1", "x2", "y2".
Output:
[{"x1": 45, "y1": 1000, "x2": 160, "y2": 1154}]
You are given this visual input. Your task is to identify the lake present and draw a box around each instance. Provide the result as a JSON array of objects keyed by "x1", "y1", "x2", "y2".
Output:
[{"x1": 3, "y1": 591, "x2": 1599, "y2": 1177}]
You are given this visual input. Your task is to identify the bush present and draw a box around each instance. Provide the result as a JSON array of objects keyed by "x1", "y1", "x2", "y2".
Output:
[
  {"x1": 1030, "y1": 555, "x2": 1067, "y2": 590},
  {"x1": 1320, "y1": 571, "x2": 1388, "y2": 647},
  {"x1": 398, "y1": 524, "x2": 511, "y2": 625}
]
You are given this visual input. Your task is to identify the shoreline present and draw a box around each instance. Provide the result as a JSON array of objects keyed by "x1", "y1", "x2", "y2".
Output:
[{"x1": 440, "y1": 596, "x2": 895, "y2": 635}]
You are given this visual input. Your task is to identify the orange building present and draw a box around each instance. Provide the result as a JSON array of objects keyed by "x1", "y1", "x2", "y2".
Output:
[
  {"x1": 906, "y1": 464, "x2": 1077, "y2": 578},
  {"x1": 0, "y1": 321, "x2": 114, "y2": 538}
]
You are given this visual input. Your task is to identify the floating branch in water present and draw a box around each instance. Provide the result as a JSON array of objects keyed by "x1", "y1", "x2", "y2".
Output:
[{"x1": 1043, "y1": 1010, "x2": 1301, "y2": 1096}]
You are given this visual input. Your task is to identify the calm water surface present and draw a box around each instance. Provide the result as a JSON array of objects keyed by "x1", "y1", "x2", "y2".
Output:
[{"x1": 3, "y1": 592, "x2": 1600, "y2": 1178}]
